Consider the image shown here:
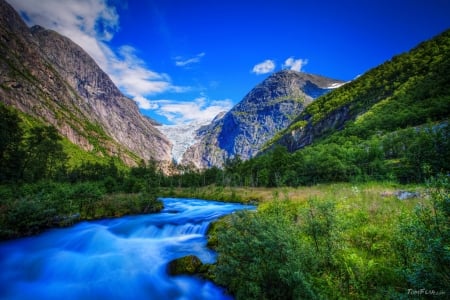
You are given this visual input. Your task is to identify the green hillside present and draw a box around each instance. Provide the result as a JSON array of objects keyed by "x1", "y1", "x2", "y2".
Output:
[
  {"x1": 290, "y1": 29, "x2": 449, "y2": 139},
  {"x1": 219, "y1": 29, "x2": 450, "y2": 187}
]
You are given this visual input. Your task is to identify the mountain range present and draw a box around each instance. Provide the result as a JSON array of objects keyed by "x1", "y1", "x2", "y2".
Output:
[
  {"x1": 0, "y1": 0, "x2": 448, "y2": 173},
  {"x1": 181, "y1": 71, "x2": 344, "y2": 168}
]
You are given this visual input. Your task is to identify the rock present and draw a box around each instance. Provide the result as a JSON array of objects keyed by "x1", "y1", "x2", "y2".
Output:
[
  {"x1": 395, "y1": 191, "x2": 420, "y2": 200},
  {"x1": 380, "y1": 190, "x2": 420, "y2": 200},
  {"x1": 167, "y1": 255, "x2": 204, "y2": 276},
  {"x1": 276, "y1": 104, "x2": 352, "y2": 153}
]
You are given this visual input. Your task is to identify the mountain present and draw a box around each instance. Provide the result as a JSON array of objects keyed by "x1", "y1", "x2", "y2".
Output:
[
  {"x1": 269, "y1": 29, "x2": 450, "y2": 153},
  {"x1": 0, "y1": 0, "x2": 171, "y2": 166},
  {"x1": 212, "y1": 30, "x2": 449, "y2": 187},
  {"x1": 157, "y1": 120, "x2": 212, "y2": 163},
  {"x1": 182, "y1": 70, "x2": 344, "y2": 168}
]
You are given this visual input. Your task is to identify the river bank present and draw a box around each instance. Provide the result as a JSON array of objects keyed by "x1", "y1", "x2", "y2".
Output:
[
  {"x1": 0, "y1": 181, "x2": 163, "y2": 240},
  {"x1": 1, "y1": 181, "x2": 425, "y2": 240}
]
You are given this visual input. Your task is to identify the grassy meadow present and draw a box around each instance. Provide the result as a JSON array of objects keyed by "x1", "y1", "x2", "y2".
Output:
[{"x1": 163, "y1": 180, "x2": 448, "y2": 299}]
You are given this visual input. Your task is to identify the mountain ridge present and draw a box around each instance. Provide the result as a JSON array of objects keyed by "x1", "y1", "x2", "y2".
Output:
[
  {"x1": 269, "y1": 29, "x2": 450, "y2": 154},
  {"x1": 0, "y1": 0, "x2": 172, "y2": 166},
  {"x1": 181, "y1": 70, "x2": 345, "y2": 168}
]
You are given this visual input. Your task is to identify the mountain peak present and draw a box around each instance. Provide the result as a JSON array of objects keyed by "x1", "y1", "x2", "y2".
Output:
[{"x1": 181, "y1": 70, "x2": 344, "y2": 168}]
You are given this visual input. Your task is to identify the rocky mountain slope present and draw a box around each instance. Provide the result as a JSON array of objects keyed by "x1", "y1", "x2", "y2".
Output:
[
  {"x1": 182, "y1": 70, "x2": 344, "y2": 168},
  {"x1": 0, "y1": 0, "x2": 171, "y2": 166},
  {"x1": 270, "y1": 29, "x2": 450, "y2": 153}
]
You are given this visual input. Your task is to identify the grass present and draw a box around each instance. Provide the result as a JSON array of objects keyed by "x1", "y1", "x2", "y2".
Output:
[
  {"x1": 197, "y1": 181, "x2": 436, "y2": 299},
  {"x1": 159, "y1": 181, "x2": 426, "y2": 206}
]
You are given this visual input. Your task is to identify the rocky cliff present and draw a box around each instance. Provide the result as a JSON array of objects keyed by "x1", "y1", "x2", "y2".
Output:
[
  {"x1": 0, "y1": 0, "x2": 171, "y2": 165},
  {"x1": 182, "y1": 70, "x2": 344, "y2": 168}
]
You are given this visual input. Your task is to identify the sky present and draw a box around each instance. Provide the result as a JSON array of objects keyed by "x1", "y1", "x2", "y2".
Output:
[{"x1": 8, "y1": 0, "x2": 450, "y2": 125}]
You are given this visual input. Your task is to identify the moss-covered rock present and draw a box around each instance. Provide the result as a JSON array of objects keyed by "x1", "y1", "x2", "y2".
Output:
[
  {"x1": 167, "y1": 255, "x2": 214, "y2": 280},
  {"x1": 168, "y1": 255, "x2": 203, "y2": 275}
]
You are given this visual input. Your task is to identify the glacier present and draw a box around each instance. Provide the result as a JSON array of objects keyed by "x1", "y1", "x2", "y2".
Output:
[{"x1": 158, "y1": 121, "x2": 210, "y2": 163}]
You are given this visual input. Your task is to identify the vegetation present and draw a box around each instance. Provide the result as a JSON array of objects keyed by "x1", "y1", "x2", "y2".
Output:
[
  {"x1": 0, "y1": 181, "x2": 162, "y2": 239},
  {"x1": 208, "y1": 178, "x2": 449, "y2": 299},
  {"x1": 0, "y1": 103, "x2": 163, "y2": 239},
  {"x1": 304, "y1": 29, "x2": 450, "y2": 126},
  {"x1": 0, "y1": 28, "x2": 449, "y2": 300}
]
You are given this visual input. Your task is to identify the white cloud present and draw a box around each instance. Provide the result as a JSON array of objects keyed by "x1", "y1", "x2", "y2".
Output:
[
  {"x1": 283, "y1": 57, "x2": 308, "y2": 72},
  {"x1": 252, "y1": 59, "x2": 275, "y2": 74},
  {"x1": 109, "y1": 45, "x2": 188, "y2": 99},
  {"x1": 154, "y1": 97, "x2": 233, "y2": 124},
  {"x1": 133, "y1": 95, "x2": 158, "y2": 110},
  {"x1": 8, "y1": 0, "x2": 185, "y2": 110},
  {"x1": 9, "y1": 0, "x2": 232, "y2": 124},
  {"x1": 175, "y1": 52, "x2": 205, "y2": 67},
  {"x1": 10, "y1": 0, "x2": 117, "y2": 69}
]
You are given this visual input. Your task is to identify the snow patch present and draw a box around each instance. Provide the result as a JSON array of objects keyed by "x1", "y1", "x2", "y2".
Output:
[
  {"x1": 158, "y1": 121, "x2": 210, "y2": 163},
  {"x1": 327, "y1": 82, "x2": 347, "y2": 89}
]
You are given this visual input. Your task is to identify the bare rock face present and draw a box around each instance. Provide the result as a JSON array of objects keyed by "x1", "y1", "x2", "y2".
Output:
[
  {"x1": 182, "y1": 70, "x2": 344, "y2": 168},
  {"x1": 0, "y1": 0, "x2": 171, "y2": 165},
  {"x1": 277, "y1": 104, "x2": 352, "y2": 152}
]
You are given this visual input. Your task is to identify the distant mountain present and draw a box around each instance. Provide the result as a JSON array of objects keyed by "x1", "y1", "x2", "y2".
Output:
[
  {"x1": 0, "y1": 0, "x2": 172, "y2": 166},
  {"x1": 269, "y1": 29, "x2": 450, "y2": 153},
  {"x1": 182, "y1": 70, "x2": 344, "y2": 168}
]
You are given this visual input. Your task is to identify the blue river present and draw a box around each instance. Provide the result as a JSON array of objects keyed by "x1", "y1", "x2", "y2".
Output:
[{"x1": 0, "y1": 198, "x2": 254, "y2": 299}]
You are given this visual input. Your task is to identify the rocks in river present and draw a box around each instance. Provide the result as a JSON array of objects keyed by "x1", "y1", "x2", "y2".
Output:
[{"x1": 167, "y1": 255, "x2": 213, "y2": 279}]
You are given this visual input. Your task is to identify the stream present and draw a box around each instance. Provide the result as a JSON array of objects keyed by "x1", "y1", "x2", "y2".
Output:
[{"x1": 0, "y1": 198, "x2": 254, "y2": 299}]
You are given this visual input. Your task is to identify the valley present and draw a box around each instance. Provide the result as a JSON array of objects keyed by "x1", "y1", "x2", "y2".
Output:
[{"x1": 0, "y1": 0, "x2": 449, "y2": 299}]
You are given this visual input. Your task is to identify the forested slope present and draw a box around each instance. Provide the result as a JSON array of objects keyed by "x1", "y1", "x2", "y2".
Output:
[{"x1": 271, "y1": 29, "x2": 450, "y2": 152}]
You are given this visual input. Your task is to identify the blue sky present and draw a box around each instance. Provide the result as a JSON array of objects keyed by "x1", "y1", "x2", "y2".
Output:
[{"x1": 9, "y1": 0, "x2": 450, "y2": 125}]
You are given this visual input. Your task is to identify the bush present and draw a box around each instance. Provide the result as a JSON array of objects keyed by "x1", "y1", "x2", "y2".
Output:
[
  {"x1": 214, "y1": 201, "x2": 317, "y2": 299},
  {"x1": 0, "y1": 181, "x2": 162, "y2": 240},
  {"x1": 395, "y1": 175, "x2": 450, "y2": 294}
]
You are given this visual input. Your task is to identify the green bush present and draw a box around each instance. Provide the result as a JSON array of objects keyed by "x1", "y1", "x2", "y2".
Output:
[
  {"x1": 214, "y1": 201, "x2": 317, "y2": 300},
  {"x1": 395, "y1": 175, "x2": 450, "y2": 294}
]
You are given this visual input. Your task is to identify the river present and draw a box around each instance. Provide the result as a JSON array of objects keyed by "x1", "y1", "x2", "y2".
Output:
[{"x1": 0, "y1": 198, "x2": 254, "y2": 299}]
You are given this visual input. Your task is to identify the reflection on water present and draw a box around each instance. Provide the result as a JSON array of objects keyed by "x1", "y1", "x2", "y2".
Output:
[{"x1": 0, "y1": 198, "x2": 254, "y2": 300}]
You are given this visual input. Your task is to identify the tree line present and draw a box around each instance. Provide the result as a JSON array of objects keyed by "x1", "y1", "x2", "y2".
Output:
[{"x1": 2, "y1": 101, "x2": 448, "y2": 191}]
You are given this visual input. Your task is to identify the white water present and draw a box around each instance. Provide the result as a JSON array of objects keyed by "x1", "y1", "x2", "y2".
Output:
[{"x1": 0, "y1": 198, "x2": 254, "y2": 299}]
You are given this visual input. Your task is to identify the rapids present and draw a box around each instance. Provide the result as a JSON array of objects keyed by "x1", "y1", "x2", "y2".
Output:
[{"x1": 0, "y1": 198, "x2": 254, "y2": 299}]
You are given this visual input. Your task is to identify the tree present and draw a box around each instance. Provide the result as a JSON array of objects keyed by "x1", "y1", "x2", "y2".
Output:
[
  {"x1": 21, "y1": 125, "x2": 67, "y2": 181},
  {"x1": 0, "y1": 104, "x2": 24, "y2": 182}
]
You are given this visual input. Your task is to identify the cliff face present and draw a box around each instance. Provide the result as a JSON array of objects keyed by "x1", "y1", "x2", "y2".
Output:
[
  {"x1": 275, "y1": 105, "x2": 352, "y2": 152},
  {"x1": 182, "y1": 70, "x2": 344, "y2": 168},
  {"x1": 0, "y1": 0, "x2": 171, "y2": 165}
]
